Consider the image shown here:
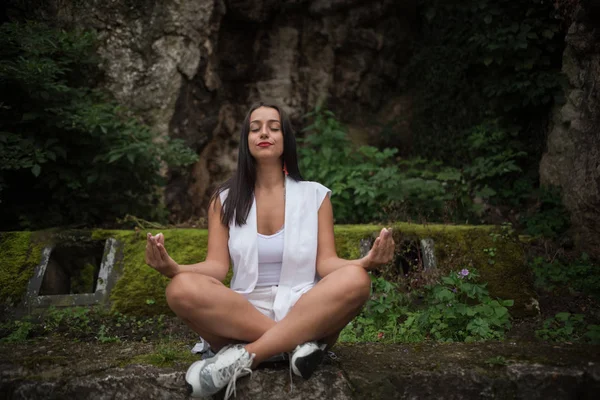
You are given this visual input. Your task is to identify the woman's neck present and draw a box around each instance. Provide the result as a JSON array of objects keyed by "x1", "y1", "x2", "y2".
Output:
[{"x1": 255, "y1": 162, "x2": 285, "y2": 190}]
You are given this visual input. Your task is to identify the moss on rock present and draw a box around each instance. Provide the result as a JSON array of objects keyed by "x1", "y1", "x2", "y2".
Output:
[
  {"x1": 338, "y1": 223, "x2": 536, "y2": 317},
  {"x1": 2, "y1": 224, "x2": 536, "y2": 317},
  {"x1": 0, "y1": 232, "x2": 44, "y2": 305}
]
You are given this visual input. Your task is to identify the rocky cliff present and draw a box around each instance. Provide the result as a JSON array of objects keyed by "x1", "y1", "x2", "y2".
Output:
[
  {"x1": 40, "y1": 0, "x2": 415, "y2": 222},
  {"x1": 540, "y1": 2, "x2": 600, "y2": 257},
  {"x1": 13, "y1": 0, "x2": 600, "y2": 251}
]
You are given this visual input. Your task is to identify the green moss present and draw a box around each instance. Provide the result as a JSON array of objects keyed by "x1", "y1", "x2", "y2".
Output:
[
  {"x1": 411, "y1": 224, "x2": 534, "y2": 317},
  {"x1": 0, "y1": 232, "x2": 44, "y2": 305},
  {"x1": 334, "y1": 224, "x2": 381, "y2": 259},
  {"x1": 125, "y1": 341, "x2": 198, "y2": 368},
  {"x1": 71, "y1": 263, "x2": 96, "y2": 293},
  {"x1": 91, "y1": 229, "x2": 211, "y2": 316},
  {"x1": 336, "y1": 223, "x2": 536, "y2": 317},
  {"x1": 2, "y1": 224, "x2": 536, "y2": 318}
]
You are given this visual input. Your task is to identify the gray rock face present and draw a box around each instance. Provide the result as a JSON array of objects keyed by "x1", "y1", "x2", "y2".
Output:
[
  {"x1": 46, "y1": 0, "x2": 416, "y2": 222},
  {"x1": 1, "y1": 340, "x2": 599, "y2": 399},
  {"x1": 539, "y1": 4, "x2": 600, "y2": 257}
]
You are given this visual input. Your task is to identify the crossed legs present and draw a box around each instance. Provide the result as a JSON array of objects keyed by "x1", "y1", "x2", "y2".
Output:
[{"x1": 166, "y1": 265, "x2": 371, "y2": 367}]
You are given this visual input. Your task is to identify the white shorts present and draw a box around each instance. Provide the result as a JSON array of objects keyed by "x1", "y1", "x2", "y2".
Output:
[
  {"x1": 247, "y1": 284, "x2": 314, "y2": 321},
  {"x1": 247, "y1": 285, "x2": 279, "y2": 320}
]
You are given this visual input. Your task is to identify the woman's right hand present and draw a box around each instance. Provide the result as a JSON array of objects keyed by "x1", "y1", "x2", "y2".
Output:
[{"x1": 145, "y1": 232, "x2": 180, "y2": 278}]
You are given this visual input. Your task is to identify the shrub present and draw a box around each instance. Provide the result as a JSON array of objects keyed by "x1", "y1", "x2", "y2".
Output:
[
  {"x1": 299, "y1": 106, "x2": 470, "y2": 223},
  {"x1": 0, "y1": 22, "x2": 198, "y2": 229},
  {"x1": 340, "y1": 269, "x2": 514, "y2": 343},
  {"x1": 536, "y1": 312, "x2": 600, "y2": 344},
  {"x1": 521, "y1": 186, "x2": 570, "y2": 239},
  {"x1": 530, "y1": 253, "x2": 600, "y2": 298}
]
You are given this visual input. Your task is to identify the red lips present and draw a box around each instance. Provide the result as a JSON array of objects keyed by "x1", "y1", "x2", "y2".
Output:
[{"x1": 258, "y1": 142, "x2": 272, "y2": 147}]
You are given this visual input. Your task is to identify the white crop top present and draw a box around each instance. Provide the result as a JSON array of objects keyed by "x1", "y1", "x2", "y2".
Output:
[{"x1": 256, "y1": 227, "x2": 284, "y2": 287}]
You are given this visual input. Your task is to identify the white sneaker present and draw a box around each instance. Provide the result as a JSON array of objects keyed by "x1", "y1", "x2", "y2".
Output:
[
  {"x1": 186, "y1": 344, "x2": 254, "y2": 399},
  {"x1": 290, "y1": 341, "x2": 326, "y2": 379}
]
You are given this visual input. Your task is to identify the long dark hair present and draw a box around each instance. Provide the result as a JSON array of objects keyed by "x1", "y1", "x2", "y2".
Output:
[{"x1": 212, "y1": 102, "x2": 303, "y2": 227}]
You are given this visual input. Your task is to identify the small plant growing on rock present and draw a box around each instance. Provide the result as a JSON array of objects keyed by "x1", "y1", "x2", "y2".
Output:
[
  {"x1": 340, "y1": 269, "x2": 514, "y2": 343},
  {"x1": 340, "y1": 276, "x2": 412, "y2": 343},
  {"x1": 530, "y1": 253, "x2": 600, "y2": 298},
  {"x1": 536, "y1": 312, "x2": 600, "y2": 344},
  {"x1": 400, "y1": 268, "x2": 513, "y2": 342},
  {"x1": 96, "y1": 324, "x2": 120, "y2": 343},
  {"x1": 485, "y1": 355, "x2": 508, "y2": 367},
  {"x1": 0, "y1": 320, "x2": 34, "y2": 343}
]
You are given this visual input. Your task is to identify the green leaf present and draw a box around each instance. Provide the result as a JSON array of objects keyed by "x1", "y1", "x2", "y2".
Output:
[
  {"x1": 476, "y1": 186, "x2": 497, "y2": 198},
  {"x1": 21, "y1": 113, "x2": 39, "y2": 121},
  {"x1": 494, "y1": 307, "x2": 508, "y2": 318},
  {"x1": 555, "y1": 312, "x2": 571, "y2": 322},
  {"x1": 542, "y1": 30, "x2": 554, "y2": 39},
  {"x1": 31, "y1": 164, "x2": 41, "y2": 177},
  {"x1": 108, "y1": 153, "x2": 122, "y2": 163}
]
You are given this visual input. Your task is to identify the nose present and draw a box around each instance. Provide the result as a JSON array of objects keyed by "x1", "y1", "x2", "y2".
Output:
[{"x1": 259, "y1": 125, "x2": 269, "y2": 137}]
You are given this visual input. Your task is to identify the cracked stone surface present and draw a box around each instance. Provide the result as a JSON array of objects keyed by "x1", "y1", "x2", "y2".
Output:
[{"x1": 1, "y1": 338, "x2": 599, "y2": 399}]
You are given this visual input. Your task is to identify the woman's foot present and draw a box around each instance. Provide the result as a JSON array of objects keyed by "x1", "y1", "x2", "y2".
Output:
[
  {"x1": 290, "y1": 341, "x2": 326, "y2": 379},
  {"x1": 186, "y1": 344, "x2": 254, "y2": 399}
]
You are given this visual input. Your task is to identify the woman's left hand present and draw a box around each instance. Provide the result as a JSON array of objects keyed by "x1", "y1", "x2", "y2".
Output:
[{"x1": 362, "y1": 227, "x2": 395, "y2": 270}]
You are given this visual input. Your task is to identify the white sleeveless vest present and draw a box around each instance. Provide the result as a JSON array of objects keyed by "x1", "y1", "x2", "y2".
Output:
[{"x1": 219, "y1": 177, "x2": 331, "y2": 321}]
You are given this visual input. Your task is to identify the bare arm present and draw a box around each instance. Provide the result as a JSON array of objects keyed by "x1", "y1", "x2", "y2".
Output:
[
  {"x1": 315, "y1": 196, "x2": 395, "y2": 278},
  {"x1": 145, "y1": 196, "x2": 231, "y2": 281}
]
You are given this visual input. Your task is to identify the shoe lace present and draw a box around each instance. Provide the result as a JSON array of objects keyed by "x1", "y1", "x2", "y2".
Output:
[{"x1": 222, "y1": 354, "x2": 254, "y2": 400}]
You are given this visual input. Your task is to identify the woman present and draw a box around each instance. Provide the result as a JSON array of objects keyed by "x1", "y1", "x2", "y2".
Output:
[{"x1": 145, "y1": 103, "x2": 395, "y2": 398}]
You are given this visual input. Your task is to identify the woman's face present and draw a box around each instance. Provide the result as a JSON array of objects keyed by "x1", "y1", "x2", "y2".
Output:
[{"x1": 248, "y1": 106, "x2": 284, "y2": 161}]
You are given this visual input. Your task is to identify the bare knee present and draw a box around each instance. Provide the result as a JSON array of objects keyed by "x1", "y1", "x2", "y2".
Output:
[
  {"x1": 336, "y1": 265, "x2": 371, "y2": 306},
  {"x1": 165, "y1": 273, "x2": 218, "y2": 314}
]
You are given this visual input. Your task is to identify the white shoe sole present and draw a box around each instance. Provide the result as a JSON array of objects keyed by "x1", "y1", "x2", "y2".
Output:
[{"x1": 185, "y1": 359, "x2": 209, "y2": 397}]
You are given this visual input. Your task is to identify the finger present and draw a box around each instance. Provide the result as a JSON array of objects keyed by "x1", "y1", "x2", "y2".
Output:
[
  {"x1": 372, "y1": 236, "x2": 381, "y2": 250},
  {"x1": 385, "y1": 243, "x2": 394, "y2": 259},
  {"x1": 145, "y1": 239, "x2": 154, "y2": 264},
  {"x1": 157, "y1": 242, "x2": 169, "y2": 261},
  {"x1": 150, "y1": 237, "x2": 161, "y2": 263},
  {"x1": 157, "y1": 241, "x2": 165, "y2": 255},
  {"x1": 384, "y1": 227, "x2": 392, "y2": 239},
  {"x1": 157, "y1": 232, "x2": 164, "y2": 246},
  {"x1": 146, "y1": 233, "x2": 157, "y2": 255}
]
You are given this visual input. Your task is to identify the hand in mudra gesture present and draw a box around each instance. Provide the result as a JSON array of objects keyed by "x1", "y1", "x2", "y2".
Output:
[
  {"x1": 145, "y1": 232, "x2": 180, "y2": 278},
  {"x1": 363, "y1": 227, "x2": 395, "y2": 270}
]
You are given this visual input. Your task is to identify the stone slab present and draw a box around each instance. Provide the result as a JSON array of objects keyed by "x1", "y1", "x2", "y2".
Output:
[{"x1": 0, "y1": 340, "x2": 598, "y2": 399}]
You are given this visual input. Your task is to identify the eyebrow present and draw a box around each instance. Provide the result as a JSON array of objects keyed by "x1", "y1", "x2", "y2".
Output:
[{"x1": 250, "y1": 119, "x2": 281, "y2": 124}]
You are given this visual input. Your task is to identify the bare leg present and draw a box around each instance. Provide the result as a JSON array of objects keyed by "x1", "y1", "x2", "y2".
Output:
[
  {"x1": 245, "y1": 265, "x2": 371, "y2": 366},
  {"x1": 167, "y1": 266, "x2": 369, "y2": 364},
  {"x1": 166, "y1": 273, "x2": 276, "y2": 349}
]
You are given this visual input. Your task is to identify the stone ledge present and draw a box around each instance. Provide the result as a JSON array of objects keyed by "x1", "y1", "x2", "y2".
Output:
[
  {"x1": 1, "y1": 225, "x2": 537, "y2": 318},
  {"x1": 1, "y1": 340, "x2": 598, "y2": 399}
]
